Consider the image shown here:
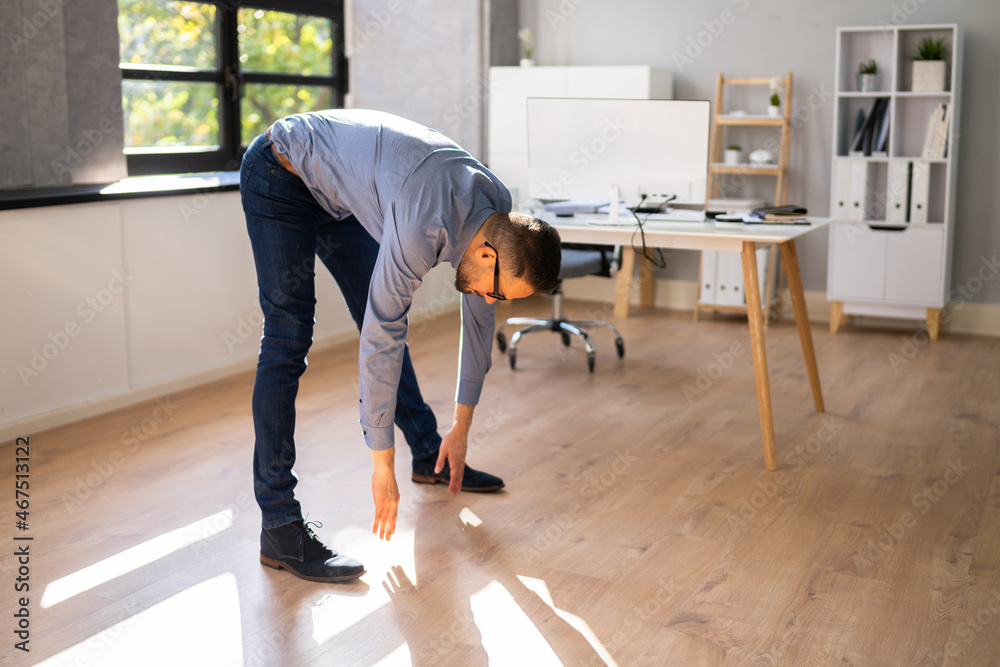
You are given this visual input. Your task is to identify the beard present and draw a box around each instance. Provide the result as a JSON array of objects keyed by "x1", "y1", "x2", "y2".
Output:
[{"x1": 454, "y1": 257, "x2": 478, "y2": 294}]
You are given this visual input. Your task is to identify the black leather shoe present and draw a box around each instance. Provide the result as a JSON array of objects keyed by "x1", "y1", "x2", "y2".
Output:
[
  {"x1": 260, "y1": 520, "x2": 365, "y2": 582},
  {"x1": 412, "y1": 455, "x2": 505, "y2": 492}
]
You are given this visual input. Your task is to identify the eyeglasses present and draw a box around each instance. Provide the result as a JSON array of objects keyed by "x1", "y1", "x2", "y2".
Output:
[{"x1": 484, "y1": 241, "x2": 506, "y2": 301}]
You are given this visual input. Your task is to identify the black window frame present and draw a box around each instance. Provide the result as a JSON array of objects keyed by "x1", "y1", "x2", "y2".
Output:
[{"x1": 119, "y1": 0, "x2": 347, "y2": 176}]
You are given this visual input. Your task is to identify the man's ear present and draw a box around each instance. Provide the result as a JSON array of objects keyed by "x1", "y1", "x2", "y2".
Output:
[{"x1": 479, "y1": 244, "x2": 496, "y2": 261}]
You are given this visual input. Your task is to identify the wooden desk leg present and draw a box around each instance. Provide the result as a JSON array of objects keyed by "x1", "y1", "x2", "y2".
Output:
[
  {"x1": 779, "y1": 240, "x2": 825, "y2": 413},
  {"x1": 614, "y1": 246, "x2": 636, "y2": 318},
  {"x1": 741, "y1": 241, "x2": 777, "y2": 471}
]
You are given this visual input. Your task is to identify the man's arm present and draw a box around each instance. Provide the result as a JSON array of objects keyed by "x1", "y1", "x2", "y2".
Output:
[
  {"x1": 436, "y1": 403, "x2": 475, "y2": 494},
  {"x1": 441, "y1": 292, "x2": 496, "y2": 492},
  {"x1": 371, "y1": 447, "x2": 399, "y2": 540},
  {"x1": 360, "y1": 204, "x2": 438, "y2": 540}
]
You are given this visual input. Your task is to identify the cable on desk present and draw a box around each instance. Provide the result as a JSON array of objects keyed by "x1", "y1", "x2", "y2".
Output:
[{"x1": 630, "y1": 194, "x2": 671, "y2": 269}]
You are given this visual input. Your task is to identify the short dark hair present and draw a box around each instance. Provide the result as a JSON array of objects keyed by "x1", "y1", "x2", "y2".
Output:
[{"x1": 483, "y1": 212, "x2": 561, "y2": 294}]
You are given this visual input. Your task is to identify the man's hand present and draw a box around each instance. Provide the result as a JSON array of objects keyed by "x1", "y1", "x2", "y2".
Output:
[
  {"x1": 371, "y1": 448, "x2": 399, "y2": 541},
  {"x1": 437, "y1": 403, "x2": 475, "y2": 495}
]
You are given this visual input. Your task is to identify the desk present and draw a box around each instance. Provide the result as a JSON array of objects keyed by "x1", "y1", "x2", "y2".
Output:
[{"x1": 542, "y1": 213, "x2": 832, "y2": 470}]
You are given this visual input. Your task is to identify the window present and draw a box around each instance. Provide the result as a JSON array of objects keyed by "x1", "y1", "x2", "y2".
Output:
[{"x1": 118, "y1": 0, "x2": 346, "y2": 175}]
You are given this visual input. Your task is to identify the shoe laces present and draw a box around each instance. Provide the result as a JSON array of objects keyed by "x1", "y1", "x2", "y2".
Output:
[{"x1": 299, "y1": 518, "x2": 323, "y2": 544}]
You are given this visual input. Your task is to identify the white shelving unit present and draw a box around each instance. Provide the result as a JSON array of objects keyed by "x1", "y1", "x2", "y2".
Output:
[{"x1": 826, "y1": 24, "x2": 962, "y2": 340}]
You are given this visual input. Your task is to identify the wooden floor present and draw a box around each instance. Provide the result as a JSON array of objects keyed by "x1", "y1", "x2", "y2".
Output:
[{"x1": 4, "y1": 298, "x2": 1000, "y2": 666}]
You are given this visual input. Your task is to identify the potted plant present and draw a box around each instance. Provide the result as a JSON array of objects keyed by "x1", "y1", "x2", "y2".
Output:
[
  {"x1": 518, "y1": 28, "x2": 534, "y2": 67},
  {"x1": 767, "y1": 92, "x2": 781, "y2": 117},
  {"x1": 724, "y1": 145, "x2": 742, "y2": 165},
  {"x1": 857, "y1": 59, "x2": 878, "y2": 92},
  {"x1": 912, "y1": 36, "x2": 947, "y2": 92}
]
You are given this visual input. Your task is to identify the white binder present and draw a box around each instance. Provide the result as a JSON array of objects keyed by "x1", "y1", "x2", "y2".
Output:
[
  {"x1": 727, "y1": 251, "x2": 746, "y2": 306},
  {"x1": 848, "y1": 159, "x2": 872, "y2": 222},
  {"x1": 886, "y1": 160, "x2": 911, "y2": 223},
  {"x1": 715, "y1": 250, "x2": 736, "y2": 304},
  {"x1": 910, "y1": 159, "x2": 931, "y2": 224},
  {"x1": 699, "y1": 250, "x2": 718, "y2": 303},
  {"x1": 832, "y1": 158, "x2": 852, "y2": 219},
  {"x1": 727, "y1": 249, "x2": 769, "y2": 306}
]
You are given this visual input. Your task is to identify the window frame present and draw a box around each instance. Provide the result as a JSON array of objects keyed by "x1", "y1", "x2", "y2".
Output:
[{"x1": 119, "y1": 0, "x2": 347, "y2": 176}]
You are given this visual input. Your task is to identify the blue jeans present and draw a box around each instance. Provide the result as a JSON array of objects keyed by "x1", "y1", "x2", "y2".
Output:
[{"x1": 241, "y1": 132, "x2": 442, "y2": 529}]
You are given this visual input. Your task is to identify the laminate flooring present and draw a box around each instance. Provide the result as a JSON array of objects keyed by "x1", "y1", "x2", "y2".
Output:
[{"x1": 3, "y1": 299, "x2": 999, "y2": 666}]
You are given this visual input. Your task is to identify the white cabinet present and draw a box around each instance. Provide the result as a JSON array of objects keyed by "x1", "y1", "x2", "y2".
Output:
[
  {"x1": 828, "y1": 222, "x2": 944, "y2": 304},
  {"x1": 487, "y1": 66, "x2": 672, "y2": 205},
  {"x1": 827, "y1": 24, "x2": 961, "y2": 340}
]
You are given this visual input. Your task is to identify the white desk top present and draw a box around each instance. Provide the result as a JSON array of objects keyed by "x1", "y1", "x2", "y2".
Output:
[{"x1": 534, "y1": 212, "x2": 832, "y2": 253}]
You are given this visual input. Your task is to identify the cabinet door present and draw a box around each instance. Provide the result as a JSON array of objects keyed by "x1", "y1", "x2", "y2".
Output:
[
  {"x1": 884, "y1": 226, "x2": 944, "y2": 304},
  {"x1": 828, "y1": 222, "x2": 886, "y2": 300}
]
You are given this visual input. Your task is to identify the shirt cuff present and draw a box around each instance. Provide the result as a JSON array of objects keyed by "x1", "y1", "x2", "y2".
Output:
[
  {"x1": 362, "y1": 423, "x2": 395, "y2": 451},
  {"x1": 456, "y1": 379, "x2": 484, "y2": 407}
]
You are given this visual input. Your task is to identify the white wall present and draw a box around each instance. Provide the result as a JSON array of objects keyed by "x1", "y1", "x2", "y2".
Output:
[
  {"x1": 0, "y1": 192, "x2": 459, "y2": 440},
  {"x1": 348, "y1": 0, "x2": 520, "y2": 160},
  {"x1": 518, "y1": 0, "x2": 1000, "y2": 302}
]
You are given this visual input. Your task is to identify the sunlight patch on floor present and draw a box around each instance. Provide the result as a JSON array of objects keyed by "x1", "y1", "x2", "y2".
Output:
[
  {"x1": 519, "y1": 575, "x2": 618, "y2": 666},
  {"x1": 459, "y1": 506, "x2": 483, "y2": 527},
  {"x1": 41, "y1": 509, "x2": 234, "y2": 608},
  {"x1": 470, "y1": 580, "x2": 563, "y2": 665},
  {"x1": 311, "y1": 526, "x2": 416, "y2": 646},
  {"x1": 37, "y1": 573, "x2": 243, "y2": 667},
  {"x1": 371, "y1": 642, "x2": 413, "y2": 666}
]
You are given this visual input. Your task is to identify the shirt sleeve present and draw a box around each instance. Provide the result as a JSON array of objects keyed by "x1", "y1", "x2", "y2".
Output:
[
  {"x1": 358, "y1": 203, "x2": 439, "y2": 451},
  {"x1": 456, "y1": 292, "x2": 496, "y2": 406}
]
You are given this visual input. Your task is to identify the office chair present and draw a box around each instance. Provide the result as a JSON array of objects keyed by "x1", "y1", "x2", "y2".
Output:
[{"x1": 496, "y1": 243, "x2": 625, "y2": 373}]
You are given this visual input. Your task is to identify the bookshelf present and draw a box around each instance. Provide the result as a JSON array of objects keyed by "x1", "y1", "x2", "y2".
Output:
[
  {"x1": 827, "y1": 24, "x2": 962, "y2": 340},
  {"x1": 697, "y1": 72, "x2": 792, "y2": 323},
  {"x1": 706, "y1": 72, "x2": 793, "y2": 207}
]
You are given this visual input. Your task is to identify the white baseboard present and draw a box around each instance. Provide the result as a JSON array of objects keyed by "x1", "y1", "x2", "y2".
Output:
[
  {"x1": 562, "y1": 275, "x2": 1000, "y2": 337},
  {"x1": 0, "y1": 329, "x2": 359, "y2": 444},
  {"x1": 6, "y1": 277, "x2": 997, "y2": 443}
]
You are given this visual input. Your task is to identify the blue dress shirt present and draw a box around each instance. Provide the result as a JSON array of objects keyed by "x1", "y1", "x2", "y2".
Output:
[{"x1": 268, "y1": 109, "x2": 511, "y2": 451}]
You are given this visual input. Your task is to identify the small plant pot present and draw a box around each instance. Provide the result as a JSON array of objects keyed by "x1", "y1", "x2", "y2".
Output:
[
  {"x1": 767, "y1": 105, "x2": 780, "y2": 117},
  {"x1": 856, "y1": 73, "x2": 878, "y2": 92},
  {"x1": 519, "y1": 58, "x2": 534, "y2": 67},
  {"x1": 912, "y1": 60, "x2": 946, "y2": 92},
  {"x1": 723, "y1": 149, "x2": 742, "y2": 166}
]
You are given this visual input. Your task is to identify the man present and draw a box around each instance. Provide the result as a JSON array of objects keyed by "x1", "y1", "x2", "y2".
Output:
[{"x1": 240, "y1": 109, "x2": 561, "y2": 583}]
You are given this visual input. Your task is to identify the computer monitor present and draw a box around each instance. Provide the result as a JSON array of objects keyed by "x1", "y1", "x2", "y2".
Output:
[{"x1": 526, "y1": 97, "x2": 711, "y2": 211}]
